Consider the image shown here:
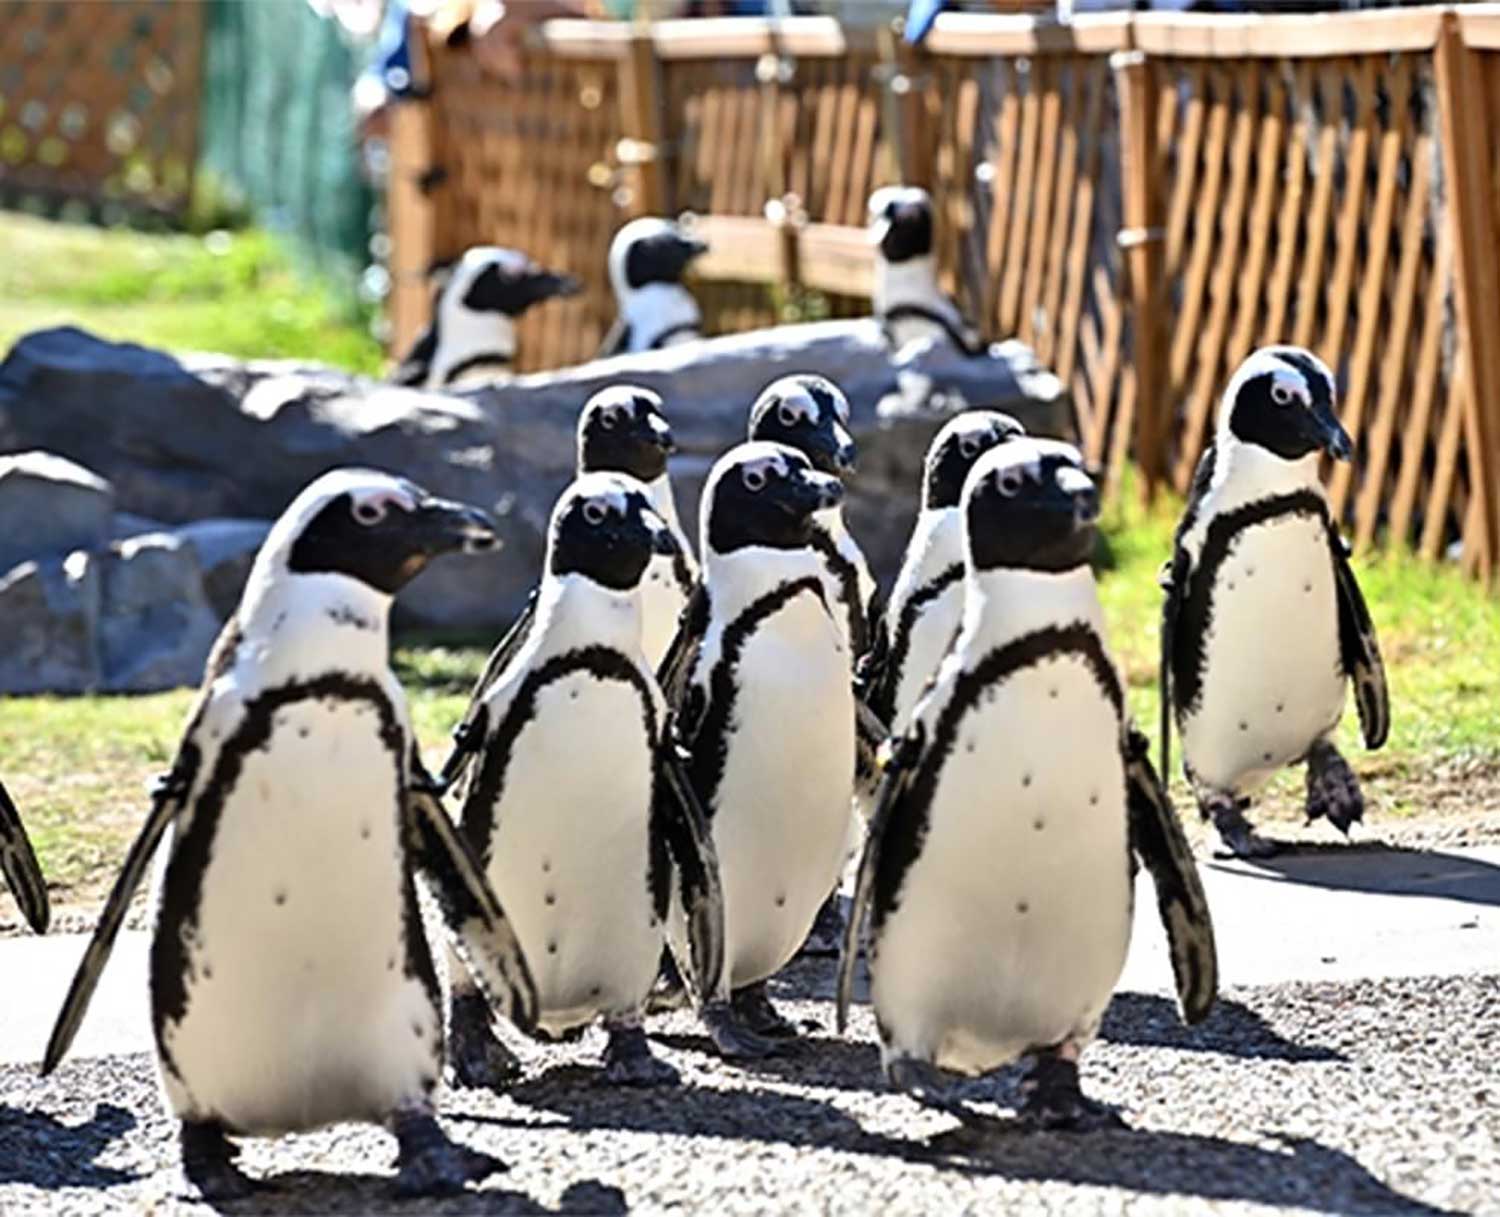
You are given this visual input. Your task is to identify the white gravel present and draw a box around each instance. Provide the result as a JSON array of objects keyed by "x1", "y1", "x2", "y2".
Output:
[{"x1": 2, "y1": 962, "x2": 1494, "y2": 1215}]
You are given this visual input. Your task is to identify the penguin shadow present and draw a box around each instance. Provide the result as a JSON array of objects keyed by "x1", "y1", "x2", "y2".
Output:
[
  {"x1": 1099, "y1": 992, "x2": 1345, "y2": 1062},
  {"x1": 0, "y1": 1101, "x2": 138, "y2": 1188},
  {"x1": 197, "y1": 1174, "x2": 624, "y2": 1217},
  {"x1": 1209, "y1": 840, "x2": 1500, "y2": 910}
]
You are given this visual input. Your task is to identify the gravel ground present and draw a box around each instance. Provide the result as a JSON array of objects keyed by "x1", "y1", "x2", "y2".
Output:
[{"x1": 2, "y1": 959, "x2": 1495, "y2": 1216}]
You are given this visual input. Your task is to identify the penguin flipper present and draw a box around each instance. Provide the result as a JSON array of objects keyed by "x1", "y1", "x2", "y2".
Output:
[
  {"x1": 1122, "y1": 727, "x2": 1217, "y2": 1026},
  {"x1": 1161, "y1": 443, "x2": 1215, "y2": 777},
  {"x1": 405, "y1": 783, "x2": 539, "y2": 1034},
  {"x1": 836, "y1": 722, "x2": 925, "y2": 1034},
  {"x1": 43, "y1": 758, "x2": 196, "y2": 1074},
  {"x1": 656, "y1": 583, "x2": 710, "y2": 721},
  {"x1": 0, "y1": 778, "x2": 48, "y2": 935},
  {"x1": 439, "y1": 588, "x2": 538, "y2": 793},
  {"x1": 391, "y1": 323, "x2": 439, "y2": 387},
  {"x1": 656, "y1": 735, "x2": 725, "y2": 1004},
  {"x1": 1327, "y1": 527, "x2": 1389, "y2": 751}
]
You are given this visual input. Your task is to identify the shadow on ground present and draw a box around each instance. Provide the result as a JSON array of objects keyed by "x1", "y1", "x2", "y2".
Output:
[
  {"x1": 0, "y1": 1101, "x2": 138, "y2": 1188},
  {"x1": 1208, "y1": 842, "x2": 1500, "y2": 910},
  {"x1": 196, "y1": 1173, "x2": 624, "y2": 1217},
  {"x1": 1099, "y1": 993, "x2": 1344, "y2": 1061}
]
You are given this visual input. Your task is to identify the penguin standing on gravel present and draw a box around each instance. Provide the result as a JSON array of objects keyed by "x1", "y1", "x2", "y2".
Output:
[
  {"x1": 838, "y1": 439, "x2": 1217, "y2": 1131},
  {"x1": 43, "y1": 469, "x2": 537, "y2": 1200},
  {"x1": 860, "y1": 410, "x2": 1025, "y2": 733},
  {"x1": 659, "y1": 442, "x2": 855, "y2": 1057},
  {"x1": 598, "y1": 217, "x2": 709, "y2": 357},
  {"x1": 393, "y1": 246, "x2": 580, "y2": 389},
  {"x1": 1161, "y1": 345, "x2": 1389, "y2": 858},
  {"x1": 0, "y1": 778, "x2": 49, "y2": 934},
  {"x1": 437, "y1": 473, "x2": 723, "y2": 1090},
  {"x1": 867, "y1": 186, "x2": 983, "y2": 356}
]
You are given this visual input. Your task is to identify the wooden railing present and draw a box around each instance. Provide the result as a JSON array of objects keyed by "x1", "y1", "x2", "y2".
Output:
[{"x1": 388, "y1": 6, "x2": 1500, "y2": 585}]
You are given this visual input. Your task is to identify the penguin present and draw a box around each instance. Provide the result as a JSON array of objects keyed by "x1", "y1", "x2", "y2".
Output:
[
  {"x1": 837, "y1": 439, "x2": 1217, "y2": 1131},
  {"x1": 746, "y1": 374, "x2": 876, "y2": 662},
  {"x1": 860, "y1": 410, "x2": 1026, "y2": 735},
  {"x1": 658, "y1": 442, "x2": 855, "y2": 1057},
  {"x1": 867, "y1": 186, "x2": 984, "y2": 356},
  {"x1": 393, "y1": 246, "x2": 581, "y2": 390},
  {"x1": 1160, "y1": 345, "x2": 1389, "y2": 859},
  {"x1": 43, "y1": 469, "x2": 538, "y2": 1200},
  {"x1": 598, "y1": 217, "x2": 708, "y2": 357},
  {"x1": 577, "y1": 386, "x2": 698, "y2": 668},
  {"x1": 0, "y1": 777, "x2": 49, "y2": 934},
  {"x1": 438, "y1": 472, "x2": 722, "y2": 1089}
]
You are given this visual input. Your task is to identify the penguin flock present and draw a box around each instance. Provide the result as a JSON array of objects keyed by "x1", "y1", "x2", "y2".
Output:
[{"x1": 9, "y1": 190, "x2": 1393, "y2": 1198}]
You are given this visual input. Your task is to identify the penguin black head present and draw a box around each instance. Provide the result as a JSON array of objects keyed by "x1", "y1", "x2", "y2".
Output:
[
  {"x1": 962, "y1": 440, "x2": 1099, "y2": 574},
  {"x1": 704, "y1": 442, "x2": 845, "y2": 556},
  {"x1": 747, "y1": 374, "x2": 856, "y2": 480},
  {"x1": 1221, "y1": 345, "x2": 1351, "y2": 462},
  {"x1": 281, "y1": 469, "x2": 499, "y2": 595},
  {"x1": 868, "y1": 185, "x2": 935, "y2": 265},
  {"x1": 577, "y1": 385, "x2": 675, "y2": 483},
  {"x1": 609, "y1": 217, "x2": 709, "y2": 296},
  {"x1": 548, "y1": 472, "x2": 678, "y2": 592},
  {"x1": 433, "y1": 246, "x2": 581, "y2": 319},
  {"x1": 923, "y1": 410, "x2": 1027, "y2": 510}
]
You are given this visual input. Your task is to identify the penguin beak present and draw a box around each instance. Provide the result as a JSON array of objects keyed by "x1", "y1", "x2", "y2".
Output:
[
  {"x1": 805, "y1": 423, "x2": 857, "y2": 480},
  {"x1": 791, "y1": 469, "x2": 845, "y2": 515},
  {"x1": 411, "y1": 499, "x2": 501, "y2": 555},
  {"x1": 1055, "y1": 465, "x2": 1100, "y2": 526},
  {"x1": 1319, "y1": 415, "x2": 1354, "y2": 463},
  {"x1": 539, "y1": 271, "x2": 582, "y2": 300},
  {"x1": 640, "y1": 507, "x2": 678, "y2": 556},
  {"x1": 647, "y1": 413, "x2": 676, "y2": 454}
]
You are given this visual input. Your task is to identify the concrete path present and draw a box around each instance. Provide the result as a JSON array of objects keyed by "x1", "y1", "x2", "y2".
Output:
[{"x1": 2, "y1": 842, "x2": 1497, "y2": 1067}]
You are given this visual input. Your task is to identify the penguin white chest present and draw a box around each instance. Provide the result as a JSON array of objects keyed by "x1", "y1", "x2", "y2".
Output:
[
  {"x1": 712, "y1": 596, "x2": 856, "y2": 987},
  {"x1": 892, "y1": 581, "x2": 964, "y2": 731},
  {"x1": 482, "y1": 670, "x2": 660, "y2": 1032},
  {"x1": 1183, "y1": 513, "x2": 1346, "y2": 794},
  {"x1": 638, "y1": 555, "x2": 689, "y2": 670},
  {"x1": 157, "y1": 696, "x2": 437, "y2": 1135},
  {"x1": 871, "y1": 656, "x2": 1132, "y2": 1076}
]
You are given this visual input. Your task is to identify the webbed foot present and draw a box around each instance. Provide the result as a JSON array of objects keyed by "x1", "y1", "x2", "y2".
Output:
[
  {"x1": 180, "y1": 1121, "x2": 256, "y2": 1201},
  {"x1": 1207, "y1": 796, "x2": 1282, "y2": 859},
  {"x1": 1017, "y1": 1052, "x2": 1125, "y2": 1132},
  {"x1": 702, "y1": 999, "x2": 781, "y2": 1060},
  {"x1": 602, "y1": 1019, "x2": 680, "y2": 1086},
  {"x1": 448, "y1": 992, "x2": 524, "y2": 1091},
  {"x1": 1305, "y1": 739, "x2": 1365, "y2": 834},
  {"x1": 391, "y1": 1108, "x2": 505, "y2": 1197}
]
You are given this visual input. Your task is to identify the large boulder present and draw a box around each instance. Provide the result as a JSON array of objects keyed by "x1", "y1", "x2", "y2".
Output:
[
  {"x1": 169, "y1": 518, "x2": 273, "y2": 621},
  {"x1": 0, "y1": 553, "x2": 102, "y2": 694},
  {"x1": 97, "y1": 534, "x2": 223, "y2": 692},
  {"x1": 0, "y1": 451, "x2": 115, "y2": 576},
  {"x1": 0, "y1": 324, "x2": 1073, "y2": 632}
]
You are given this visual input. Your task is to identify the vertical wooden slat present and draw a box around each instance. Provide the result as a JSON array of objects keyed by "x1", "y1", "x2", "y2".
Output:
[{"x1": 618, "y1": 28, "x2": 670, "y2": 217}]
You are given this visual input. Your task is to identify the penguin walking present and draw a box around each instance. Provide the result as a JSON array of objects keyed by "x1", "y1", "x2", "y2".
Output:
[
  {"x1": 860, "y1": 410, "x2": 1025, "y2": 734},
  {"x1": 392, "y1": 246, "x2": 580, "y2": 390},
  {"x1": 1161, "y1": 346, "x2": 1389, "y2": 858},
  {"x1": 44, "y1": 470, "x2": 537, "y2": 1200},
  {"x1": 867, "y1": 186, "x2": 984, "y2": 356},
  {"x1": 0, "y1": 777, "x2": 49, "y2": 934},
  {"x1": 437, "y1": 473, "x2": 723, "y2": 1090},
  {"x1": 659, "y1": 442, "x2": 855, "y2": 1057},
  {"x1": 837, "y1": 439, "x2": 1217, "y2": 1131},
  {"x1": 598, "y1": 217, "x2": 708, "y2": 357}
]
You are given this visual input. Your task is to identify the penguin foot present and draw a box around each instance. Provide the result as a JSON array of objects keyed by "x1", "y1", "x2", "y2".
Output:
[
  {"x1": 731, "y1": 982, "x2": 801, "y2": 1040},
  {"x1": 180, "y1": 1121, "x2": 256, "y2": 1201},
  {"x1": 448, "y1": 993, "x2": 524, "y2": 1092},
  {"x1": 702, "y1": 1000, "x2": 781, "y2": 1060},
  {"x1": 602, "y1": 1020, "x2": 680, "y2": 1086},
  {"x1": 1207, "y1": 797, "x2": 1282, "y2": 859},
  {"x1": 391, "y1": 1109, "x2": 505, "y2": 1197},
  {"x1": 887, "y1": 1057, "x2": 970, "y2": 1121},
  {"x1": 1305, "y1": 741, "x2": 1365, "y2": 834},
  {"x1": 797, "y1": 894, "x2": 846, "y2": 958},
  {"x1": 1017, "y1": 1054, "x2": 1125, "y2": 1133}
]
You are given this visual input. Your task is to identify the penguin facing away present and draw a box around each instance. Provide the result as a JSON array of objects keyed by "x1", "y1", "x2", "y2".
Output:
[
  {"x1": 1161, "y1": 345, "x2": 1389, "y2": 859},
  {"x1": 438, "y1": 472, "x2": 723, "y2": 1090},
  {"x1": 599, "y1": 217, "x2": 709, "y2": 357},
  {"x1": 838, "y1": 439, "x2": 1216, "y2": 1131},
  {"x1": 0, "y1": 777, "x2": 49, "y2": 935},
  {"x1": 867, "y1": 185, "x2": 984, "y2": 357},
  {"x1": 43, "y1": 469, "x2": 538, "y2": 1200},
  {"x1": 392, "y1": 246, "x2": 581, "y2": 390},
  {"x1": 860, "y1": 409, "x2": 1026, "y2": 734},
  {"x1": 657, "y1": 442, "x2": 856, "y2": 1058}
]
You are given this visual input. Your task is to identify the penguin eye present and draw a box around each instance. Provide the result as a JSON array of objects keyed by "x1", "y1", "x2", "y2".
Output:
[
  {"x1": 742, "y1": 466, "x2": 768, "y2": 492},
  {"x1": 958, "y1": 436, "x2": 980, "y2": 459},
  {"x1": 996, "y1": 468, "x2": 1025, "y2": 498},
  {"x1": 583, "y1": 500, "x2": 608, "y2": 525},
  {"x1": 599, "y1": 409, "x2": 620, "y2": 430},
  {"x1": 777, "y1": 403, "x2": 801, "y2": 428},
  {"x1": 352, "y1": 499, "x2": 387, "y2": 526},
  {"x1": 1271, "y1": 382, "x2": 1297, "y2": 407}
]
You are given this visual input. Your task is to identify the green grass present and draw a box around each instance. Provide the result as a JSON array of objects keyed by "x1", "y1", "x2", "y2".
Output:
[{"x1": 0, "y1": 212, "x2": 384, "y2": 373}]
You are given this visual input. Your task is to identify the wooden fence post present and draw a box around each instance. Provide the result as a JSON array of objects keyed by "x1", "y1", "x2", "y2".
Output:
[
  {"x1": 1113, "y1": 47, "x2": 1167, "y2": 500},
  {"x1": 1435, "y1": 11, "x2": 1500, "y2": 585},
  {"x1": 617, "y1": 26, "x2": 670, "y2": 218},
  {"x1": 387, "y1": 15, "x2": 438, "y2": 357}
]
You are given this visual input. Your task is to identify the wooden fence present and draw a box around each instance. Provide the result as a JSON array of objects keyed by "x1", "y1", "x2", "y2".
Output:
[{"x1": 389, "y1": 6, "x2": 1500, "y2": 584}]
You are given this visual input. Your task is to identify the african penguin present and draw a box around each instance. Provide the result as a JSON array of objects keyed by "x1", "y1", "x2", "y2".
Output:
[
  {"x1": 441, "y1": 472, "x2": 722, "y2": 1089},
  {"x1": 1162, "y1": 345, "x2": 1389, "y2": 859},
  {"x1": 43, "y1": 469, "x2": 538, "y2": 1200},
  {"x1": 837, "y1": 439, "x2": 1216, "y2": 1132},
  {"x1": 868, "y1": 185, "x2": 983, "y2": 356},
  {"x1": 659, "y1": 442, "x2": 855, "y2": 1057},
  {"x1": 599, "y1": 217, "x2": 708, "y2": 357},
  {"x1": 576, "y1": 385, "x2": 698, "y2": 668},
  {"x1": 0, "y1": 777, "x2": 49, "y2": 935},
  {"x1": 747, "y1": 374, "x2": 876, "y2": 662},
  {"x1": 861, "y1": 409, "x2": 1025, "y2": 734},
  {"x1": 393, "y1": 246, "x2": 580, "y2": 390}
]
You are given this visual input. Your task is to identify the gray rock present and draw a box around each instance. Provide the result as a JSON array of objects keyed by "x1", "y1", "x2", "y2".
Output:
[
  {"x1": 96, "y1": 534, "x2": 222, "y2": 693},
  {"x1": 168, "y1": 518, "x2": 272, "y2": 621},
  {"x1": 109, "y1": 512, "x2": 167, "y2": 541},
  {"x1": 0, "y1": 553, "x2": 101, "y2": 694},
  {"x1": 0, "y1": 451, "x2": 115, "y2": 577}
]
